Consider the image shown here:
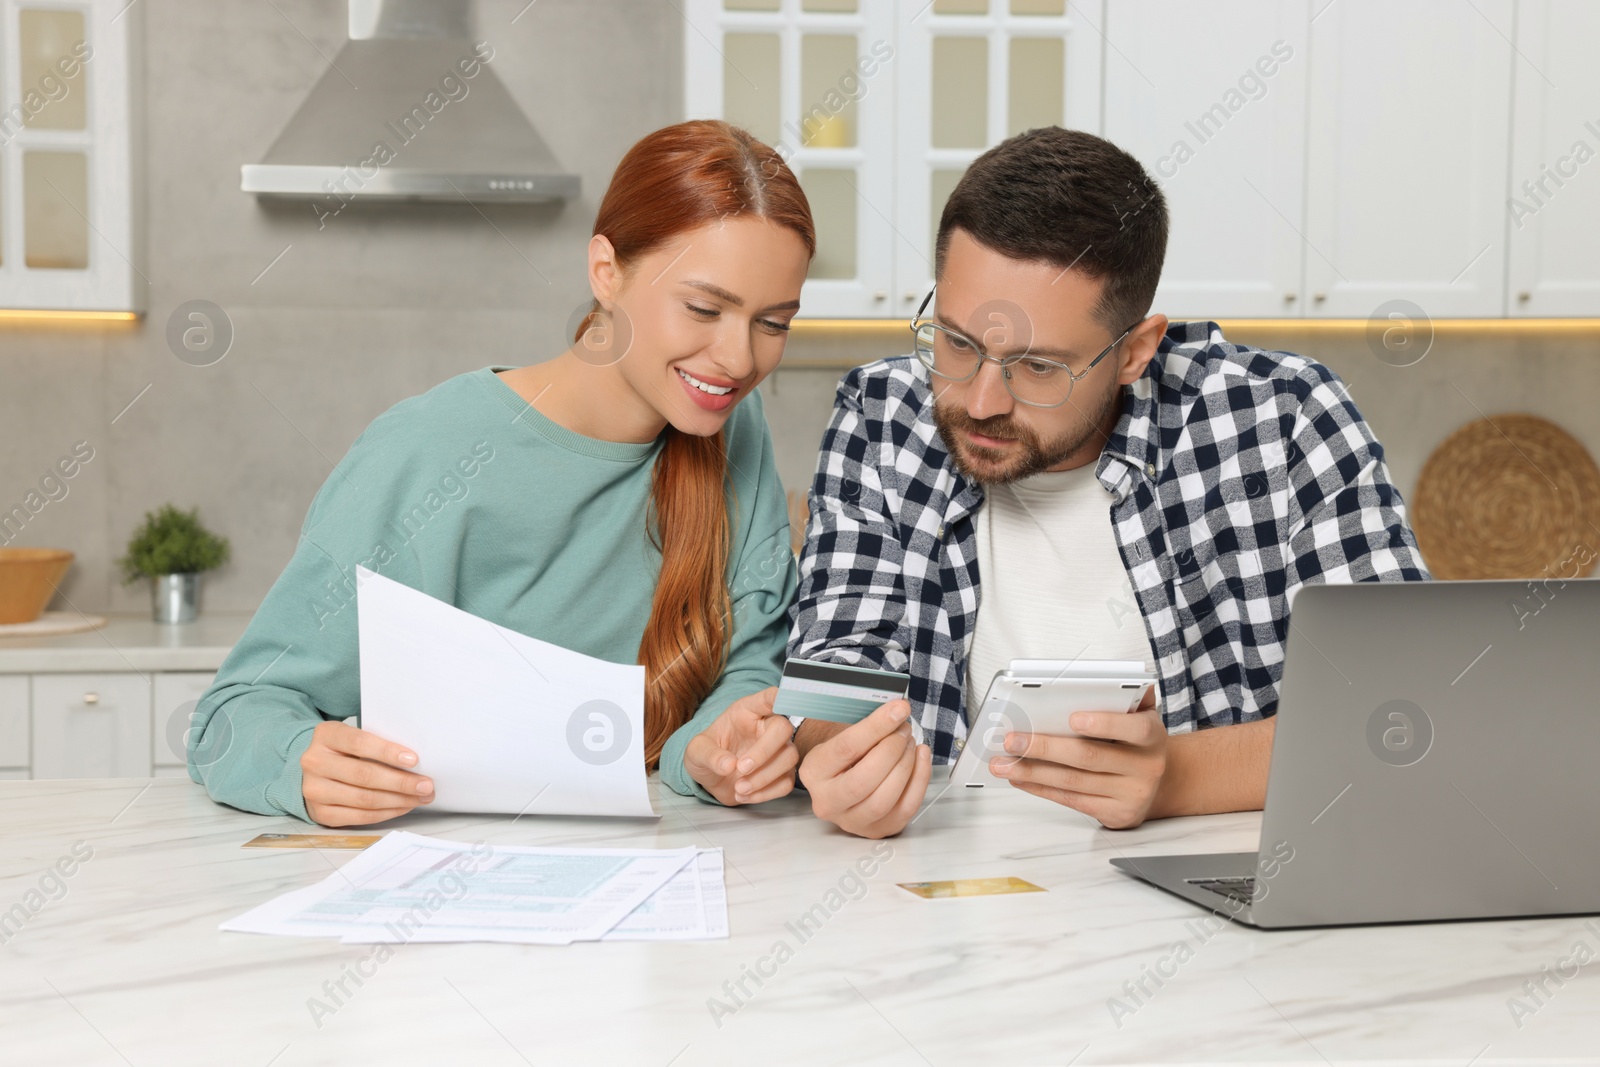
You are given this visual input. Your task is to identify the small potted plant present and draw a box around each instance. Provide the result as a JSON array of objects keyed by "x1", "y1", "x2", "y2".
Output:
[{"x1": 118, "y1": 504, "x2": 231, "y2": 624}]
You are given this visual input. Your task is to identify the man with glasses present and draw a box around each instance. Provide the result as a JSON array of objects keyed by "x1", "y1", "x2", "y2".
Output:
[{"x1": 785, "y1": 127, "x2": 1429, "y2": 839}]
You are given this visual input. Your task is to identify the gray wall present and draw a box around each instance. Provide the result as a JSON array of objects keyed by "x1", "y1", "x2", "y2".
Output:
[
  {"x1": 2, "y1": 0, "x2": 687, "y2": 614},
  {"x1": 3, "y1": 1, "x2": 1599, "y2": 618}
]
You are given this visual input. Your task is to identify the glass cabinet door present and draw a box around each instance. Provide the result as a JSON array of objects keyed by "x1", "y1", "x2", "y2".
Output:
[
  {"x1": 685, "y1": 0, "x2": 1100, "y2": 319},
  {"x1": 685, "y1": 0, "x2": 897, "y2": 318},
  {"x1": 0, "y1": 1, "x2": 139, "y2": 312},
  {"x1": 8, "y1": 8, "x2": 92, "y2": 270},
  {"x1": 894, "y1": 0, "x2": 1101, "y2": 315}
]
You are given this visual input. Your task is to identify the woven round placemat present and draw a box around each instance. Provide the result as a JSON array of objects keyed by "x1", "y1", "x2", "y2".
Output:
[{"x1": 1412, "y1": 414, "x2": 1600, "y2": 580}]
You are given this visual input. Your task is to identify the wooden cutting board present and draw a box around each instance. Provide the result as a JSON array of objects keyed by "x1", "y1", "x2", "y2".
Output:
[{"x1": 0, "y1": 611, "x2": 108, "y2": 638}]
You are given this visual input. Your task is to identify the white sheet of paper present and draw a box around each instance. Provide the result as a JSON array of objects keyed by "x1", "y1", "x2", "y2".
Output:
[
  {"x1": 700, "y1": 850, "x2": 729, "y2": 939},
  {"x1": 220, "y1": 832, "x2": 697, "y2": 945},
  {"x1": 603, "y1": 848, "x2": 729, "y2": 941},
  {"x1": 355, "y1": 565, "x2": 655, "y2": 817}
]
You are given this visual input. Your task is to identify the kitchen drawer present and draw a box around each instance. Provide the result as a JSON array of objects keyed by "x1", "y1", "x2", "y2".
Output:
[
  {"x1": 0, "y1": 675, "x2": 28, "y2": 768},
  {"x1": 32, "y1": 673, "x2": 152, "y2": 779},
  {"x1": 153, "y1": 671, "x2": 219, "y2": 769}
]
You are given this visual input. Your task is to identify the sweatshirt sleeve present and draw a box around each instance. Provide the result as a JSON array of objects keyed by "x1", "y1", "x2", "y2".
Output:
[
  {"x1": 658, "y1": 388, "x2": 797, "y2": 803},
  {"x1": 188, "y1": 414, "x2": 425, "y2": 823}
]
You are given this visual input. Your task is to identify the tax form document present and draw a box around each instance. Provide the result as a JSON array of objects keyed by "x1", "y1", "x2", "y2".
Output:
[
  {"x1": 354, "y1": 565, "x2": 655, "y2": 818},
  {"x1": 603, "y1": 848, "x2": 729, "y2": 941},
  {"x1": 220, "y1": 832, "x2": 698, "y2": 945}
]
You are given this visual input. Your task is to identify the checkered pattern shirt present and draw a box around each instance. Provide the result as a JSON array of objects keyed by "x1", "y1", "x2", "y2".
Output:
[{"x1": 786, "y1": 320, "x2": 1430, "y2": 762}]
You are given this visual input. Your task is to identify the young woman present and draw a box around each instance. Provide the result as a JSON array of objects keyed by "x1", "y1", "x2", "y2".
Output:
[{"x1": 189, "y1": 120, "x2": 814, "y2": 826}]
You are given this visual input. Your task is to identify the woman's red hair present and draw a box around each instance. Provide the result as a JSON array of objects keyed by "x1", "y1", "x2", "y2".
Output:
[{"x1": 581, "y1": 120, "x2": 814, "y2": 770}]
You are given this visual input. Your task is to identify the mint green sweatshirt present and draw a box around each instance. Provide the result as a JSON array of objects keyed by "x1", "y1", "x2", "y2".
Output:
[{"x1": 189, "y1": 366, "x2": 797, "y2": 821}]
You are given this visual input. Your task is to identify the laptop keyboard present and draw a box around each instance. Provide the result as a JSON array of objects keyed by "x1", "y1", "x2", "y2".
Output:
[{"x1": 1185, "y1": 876, "x2": 1257, "y2": 905}]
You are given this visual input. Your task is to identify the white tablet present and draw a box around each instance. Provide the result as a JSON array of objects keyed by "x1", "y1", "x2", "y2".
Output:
[{"x1": 949, "y1": 661, "x2": 1156, "y2": 789}]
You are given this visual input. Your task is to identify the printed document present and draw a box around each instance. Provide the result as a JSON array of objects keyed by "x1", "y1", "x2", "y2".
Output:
[{"x1": 355, "y1": 565, "x2": 655, "y2": 817}]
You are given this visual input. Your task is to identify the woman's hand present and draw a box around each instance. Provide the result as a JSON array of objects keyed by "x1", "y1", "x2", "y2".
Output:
[
  {"x1": 300, "y1": 719, "x2": 435, "y2": 827},
  {"x1": 683, "y1": 687, "x2": 798, "y2": 805}
]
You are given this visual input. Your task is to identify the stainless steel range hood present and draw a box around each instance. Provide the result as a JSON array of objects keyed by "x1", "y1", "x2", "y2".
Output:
[{"x1": 241, "y1": 0, "x2": 579, "y2": 204}]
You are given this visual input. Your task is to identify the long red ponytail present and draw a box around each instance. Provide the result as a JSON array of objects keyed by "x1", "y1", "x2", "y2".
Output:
[{"x1": 580, "y1": 120, "x2": 815, "y2": 770}]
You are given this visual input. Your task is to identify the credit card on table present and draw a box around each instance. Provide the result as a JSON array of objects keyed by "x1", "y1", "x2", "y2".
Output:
[
  {"x1": 242, "y1": 833, "x2": 382, "y2": 850},
  {"x1": 772, "y1": 658, "x2": 911, "y2": 726},
  {"x1": 897, "y1": 877, "x2": 1045, "y2": 899}
]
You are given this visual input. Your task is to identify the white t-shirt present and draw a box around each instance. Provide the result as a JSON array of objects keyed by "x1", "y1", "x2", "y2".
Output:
[{"x1": 964, "y1": 462, "x2": 1155, "y2": 719}]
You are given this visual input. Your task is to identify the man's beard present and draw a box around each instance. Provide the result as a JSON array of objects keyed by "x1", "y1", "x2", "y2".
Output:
[{"x1": 932, "y1": 382, "x2": 1121, "y2": 485}]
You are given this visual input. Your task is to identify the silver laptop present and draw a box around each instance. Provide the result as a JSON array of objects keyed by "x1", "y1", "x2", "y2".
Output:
[{"x1": 1111, "y1": 577, "x2": 1600, "y2": 928}]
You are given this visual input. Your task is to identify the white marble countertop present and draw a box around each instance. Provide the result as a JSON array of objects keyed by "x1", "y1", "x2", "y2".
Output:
[
  {"x1": 0, "y1": 613, "x2": 252, "y2": 673},
  {"x1": 0, "y1": 776, "x2": 1595, "y2": 1066}
]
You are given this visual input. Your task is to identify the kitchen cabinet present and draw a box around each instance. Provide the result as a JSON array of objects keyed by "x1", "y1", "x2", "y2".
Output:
[
  {"x1": 1111, "y1": 0, "x2": 1516, "y2": 320},
  {"x1": 1103, "y1": 0, "x2": 1309, "y2": 319},
  {"x1": 1302, "y1": 0, "x2": 1514, "y2": 318},
  {"x1": 152, "y1": 670, "x2": 216, "y2": 774},
  {"x1": 684, "y1": 0, "x2": 1101, "y2": 319},
  {"x1": 891, "y1": 0, "x2": 1103, "y2": 313},
  {"x1": 691, "y1": 1, "x2": 1596, "y2": 320},
  {"x1": 0, "y1": 673, "x2": 28, "y2": 770},
  {"x1": 32, "y1": 672, "x2": 151, "y2": 778},
  {"x1": 1506, "y1": 0, "x2": 1600, "y2": 317},
  {"x1": 0, "y1": 613, "x2": 247, "y2": 779},
  {"x1": 0, "y1": 0, "x2": 143, "y2": 313},
  {"x1": 684, "y1": 0, "x2": 898, "y2": 318}
]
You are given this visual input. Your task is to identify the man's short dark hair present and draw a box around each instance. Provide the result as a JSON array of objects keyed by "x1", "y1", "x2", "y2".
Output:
[{"x1": 935, "y1": 127, "x2": 1168, "y2": 333}]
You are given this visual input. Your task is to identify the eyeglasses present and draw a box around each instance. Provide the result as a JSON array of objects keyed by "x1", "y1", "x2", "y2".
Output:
[{"x1": 908, "y1": 287, "x2": 1140, "y2": 409}]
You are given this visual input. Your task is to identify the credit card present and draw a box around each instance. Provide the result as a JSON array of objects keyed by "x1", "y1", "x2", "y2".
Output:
[
  {"x1": 897, "y1": 876, "x2": 1046, "y2": 899},
  {"x1": 772, "y1": 658, "x2": 911, "y2": 726},
  {"x1": 242, "y1": 833, "x2": 382, "y2": 850}
]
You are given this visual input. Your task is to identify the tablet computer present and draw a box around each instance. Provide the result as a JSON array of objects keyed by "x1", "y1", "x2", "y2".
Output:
[{"x1": 949, "y1": 661, "x2": 1156, "y2": 789}]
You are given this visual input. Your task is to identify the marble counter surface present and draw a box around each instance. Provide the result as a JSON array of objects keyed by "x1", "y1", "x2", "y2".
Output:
[
  {"x1": 0, "y1": 776, "x2": 1595, "y2": 1066},
  {"x1": 0, "y1": 613, "x2": 252, "y2": 673}
]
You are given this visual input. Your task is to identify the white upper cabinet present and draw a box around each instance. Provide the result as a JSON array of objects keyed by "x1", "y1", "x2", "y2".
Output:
[
  {"x1": 684, "y1": 0, "x2": 1102, "y2": 319},
  {"x1": 1506, "y1": 0, "x2": 1600, "y2": 317},
  {"x1": 1302, "y1": 0, "x2": 1514, "y2": 319},
  {"x1": 1104, "y1": 0, "x2": 1309, "y2": 319},
  {"x1": 687, "y1": 0, "x2": 1593, "y2": 320},
  {"x1": 0, "y1": 1, "x2": 142, "y2": 313}
]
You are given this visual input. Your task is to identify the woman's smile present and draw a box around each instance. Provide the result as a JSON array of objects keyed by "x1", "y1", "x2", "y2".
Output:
[{"x1": 676, "y1": 366, "x2": 740, "y2": 411}]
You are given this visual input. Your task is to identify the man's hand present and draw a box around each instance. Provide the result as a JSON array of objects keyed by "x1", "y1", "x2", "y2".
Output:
[
  {"x1": 684, "y1": 687, "x2": 798, "y2": 806},
  {"x1": 301, "y1": 719, "x2": 434, "y2": 827},
  {"x1": 797, "y1": 698, "x2": 932, "y2": 839},
  {"x1": 992, "y1": 706, "x2": 1168, "y2": 829}
]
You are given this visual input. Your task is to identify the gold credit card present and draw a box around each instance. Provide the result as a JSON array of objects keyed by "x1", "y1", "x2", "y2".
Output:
[
  {"x1": 897, "y1": 876, "x2": 1046, "y2": 899},
  {"x1": 242, "y1": 833, "x2": 382, "y2": 850}
]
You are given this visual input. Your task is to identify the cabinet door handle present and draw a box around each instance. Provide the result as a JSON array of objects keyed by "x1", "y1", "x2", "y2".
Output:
[{"x1": 82, "y1": 692, "x2": 100, "y2": 705}]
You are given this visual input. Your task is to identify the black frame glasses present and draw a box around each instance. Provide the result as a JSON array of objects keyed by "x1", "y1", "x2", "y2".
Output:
[{"x1": 908, "y1": 287, "x2": 1140, "y2": 409}]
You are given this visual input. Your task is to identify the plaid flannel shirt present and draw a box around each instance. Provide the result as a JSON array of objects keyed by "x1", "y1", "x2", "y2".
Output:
[{"x1": 786, "y1": 320, "x2": 1430, "y2": 762}]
